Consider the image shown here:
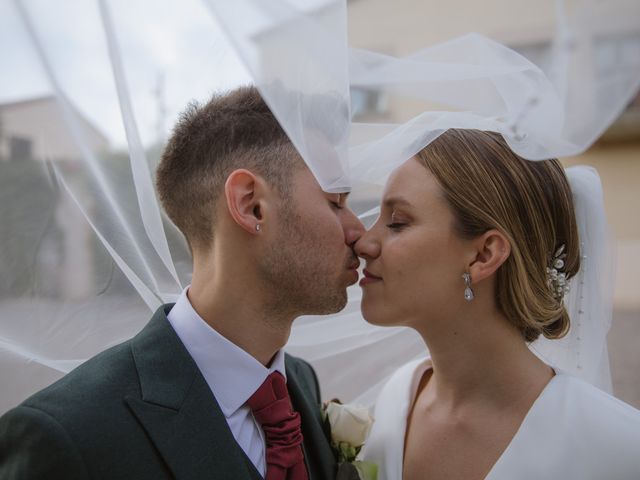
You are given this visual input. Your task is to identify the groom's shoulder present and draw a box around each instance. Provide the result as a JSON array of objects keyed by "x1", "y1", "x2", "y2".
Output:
[
  {"x1": 0, "y1": 307, "x2": 179, "y2": 478},
  {"x1": 14, "y1": 336, "x2": 139, "y2": 425},
  {"x1": 0, "y1": 338, "x2": 140, "y2": 474},
  {"x1": 53, "y1": 341, "x2": 134, "y2": 393},
  {"x1": 6, "y1": 306, "x2": 168, "y2": 426}
]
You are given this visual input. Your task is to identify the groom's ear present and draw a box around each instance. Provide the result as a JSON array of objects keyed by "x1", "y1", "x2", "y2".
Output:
[
  {"x1": 468, "y1": 229, "x2": 511, "y2": 283},
  {"x1": 224, "y1": 169, "x2": 267, "y2": 235}
]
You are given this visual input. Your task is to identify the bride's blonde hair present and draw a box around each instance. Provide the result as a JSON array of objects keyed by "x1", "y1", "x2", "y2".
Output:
[{"x1": 417, "y1": 129, "x2": 580, "y2": 342}]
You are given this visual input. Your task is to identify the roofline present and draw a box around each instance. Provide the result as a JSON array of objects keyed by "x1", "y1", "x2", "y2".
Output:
[{"x1": 0, "y1": 94, "x2": 110, "y2": 147}]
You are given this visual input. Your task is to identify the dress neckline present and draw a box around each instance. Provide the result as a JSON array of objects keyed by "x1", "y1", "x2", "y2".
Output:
[{"x1": 402, "y1": 357, "x2": 560, "y2": 479}]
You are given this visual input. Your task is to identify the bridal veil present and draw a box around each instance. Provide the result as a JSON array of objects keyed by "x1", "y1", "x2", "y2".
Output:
[{"x1": 0, "y1": 0, "x2": 638, "y2": 410}]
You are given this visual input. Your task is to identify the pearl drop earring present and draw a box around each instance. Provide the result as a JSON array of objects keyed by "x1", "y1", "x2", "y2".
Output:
[{"x1": 462, "y1": 272, "x2": 474, "y2": 301}]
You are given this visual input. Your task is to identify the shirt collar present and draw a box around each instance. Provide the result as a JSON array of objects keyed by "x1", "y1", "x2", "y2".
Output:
[{"x1": 167, "y1": 287, "x2": 287, "y2": 418}]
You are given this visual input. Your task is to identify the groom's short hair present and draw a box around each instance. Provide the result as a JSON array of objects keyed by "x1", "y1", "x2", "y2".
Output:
[{"x1": 156, "y1": 86, "x2": 302, "y2": 251}]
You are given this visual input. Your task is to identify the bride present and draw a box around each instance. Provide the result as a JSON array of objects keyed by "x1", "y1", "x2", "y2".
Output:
[{"x1": 357, "y1": 129, "x2": 640, "y2": 479}]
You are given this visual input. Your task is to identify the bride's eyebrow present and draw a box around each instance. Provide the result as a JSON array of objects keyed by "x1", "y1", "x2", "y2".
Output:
[{"x1": 383, "y1": 196, "x2": 412, "y2": 209}]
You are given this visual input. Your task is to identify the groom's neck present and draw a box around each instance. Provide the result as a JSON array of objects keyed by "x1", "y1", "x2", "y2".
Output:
[{"x1": 188, "y1": 263, "x2": 294, "y2": 367}]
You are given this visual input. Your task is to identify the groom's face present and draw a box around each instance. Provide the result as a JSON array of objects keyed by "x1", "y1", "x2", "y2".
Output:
[{"x1": 260, "y1": 167, "x2": 364, "y2": 315}]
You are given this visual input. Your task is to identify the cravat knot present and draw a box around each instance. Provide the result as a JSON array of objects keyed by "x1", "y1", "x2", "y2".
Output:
[{"x1": 247, "y1": 371, "x2": 308, "y2": 480}]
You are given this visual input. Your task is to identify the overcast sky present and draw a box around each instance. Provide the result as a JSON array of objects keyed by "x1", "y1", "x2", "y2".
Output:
[{"x1": 1, "y1": 0, "x2": 257, "y2": 148}]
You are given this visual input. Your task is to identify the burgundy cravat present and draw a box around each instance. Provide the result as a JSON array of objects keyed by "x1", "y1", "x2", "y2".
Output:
[{"x1": 247, "y1": 371, "x2": 308, "y2": 480}]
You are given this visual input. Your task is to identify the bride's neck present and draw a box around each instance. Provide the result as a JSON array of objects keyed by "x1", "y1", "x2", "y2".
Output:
[{"x1": 416, "y1": 308, "x2": 553, "y2": 409}]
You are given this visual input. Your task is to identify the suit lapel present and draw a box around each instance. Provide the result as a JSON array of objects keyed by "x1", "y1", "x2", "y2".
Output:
[
  {"x1": 286, "y1": 360, "x2": 336, "y2": 480},
  {"x1": 125, "y1": 305, "x2": 257, "y2": 480}
]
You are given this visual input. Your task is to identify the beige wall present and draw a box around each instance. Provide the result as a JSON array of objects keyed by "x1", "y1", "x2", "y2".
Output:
[
  {"x1": 348, "y1": 0, "x2": 638, "y2": 53},
  {"x1": 348, "y1": 0, "x2": 553, "y2": 54}
]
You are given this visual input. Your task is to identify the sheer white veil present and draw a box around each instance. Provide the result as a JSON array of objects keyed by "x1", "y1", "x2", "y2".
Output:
[
  {"x1": 0, "y1": 0, "x2": 637, "y2": 411},
  {"x1": 530, "y1": 166, "x2": 614, "y2": 393}
]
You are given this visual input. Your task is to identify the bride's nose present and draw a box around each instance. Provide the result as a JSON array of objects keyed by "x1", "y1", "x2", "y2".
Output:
[{"x1": 354, "y1": 228, "x2": 380, "y2": 259}]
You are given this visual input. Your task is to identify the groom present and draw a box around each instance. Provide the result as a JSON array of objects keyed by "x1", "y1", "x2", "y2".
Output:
[{"x1": 0, "y1": 87, "x2": 364, "y2": 479}]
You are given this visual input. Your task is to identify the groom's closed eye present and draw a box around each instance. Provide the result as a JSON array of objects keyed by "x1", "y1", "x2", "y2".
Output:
[{"x1": 329, "y1": 193, "x2": 349, "y2": 210}]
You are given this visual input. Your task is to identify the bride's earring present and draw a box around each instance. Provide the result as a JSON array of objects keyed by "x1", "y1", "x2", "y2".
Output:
[{"x1": 462, "y1": 272, "x2": 474, "y2": 301}]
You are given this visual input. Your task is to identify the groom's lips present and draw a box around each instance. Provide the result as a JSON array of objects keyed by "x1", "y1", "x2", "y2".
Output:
[
  {"x1": 346, "y1": 259, "x2": 360, "y2": 284},
  {"x1": 360, "y1": 268, "x2": 382, "y2": 287}
]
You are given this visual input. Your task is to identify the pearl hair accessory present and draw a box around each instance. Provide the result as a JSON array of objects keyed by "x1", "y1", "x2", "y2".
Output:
[{"x1": 546, "y1": 244, "x2": 570, "y2": 300}]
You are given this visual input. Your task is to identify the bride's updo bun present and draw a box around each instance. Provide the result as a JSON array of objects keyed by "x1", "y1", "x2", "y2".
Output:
[{"x1": 417, "y1": 129, "x2": 580, "y2": 342}]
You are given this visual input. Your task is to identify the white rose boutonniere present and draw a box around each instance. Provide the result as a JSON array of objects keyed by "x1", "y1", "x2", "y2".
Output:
[{"x1": 321, "y1": 400, "x2": 377, "y2": 480}]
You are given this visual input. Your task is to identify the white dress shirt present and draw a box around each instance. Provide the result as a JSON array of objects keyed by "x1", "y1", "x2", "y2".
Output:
[{"x1": 167, "y1": 287, "x2": 287, "y2": 476}]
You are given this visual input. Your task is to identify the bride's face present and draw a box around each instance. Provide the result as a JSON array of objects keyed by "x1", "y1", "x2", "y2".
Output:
[{"x1": 355, "y1": 157, "x2": 470, "y2": 328}]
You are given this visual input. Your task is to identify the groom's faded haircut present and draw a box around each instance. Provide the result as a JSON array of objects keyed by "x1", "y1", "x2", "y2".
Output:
[{"x1": 156, "y1": 86, "x2": 303, "y2": 251}]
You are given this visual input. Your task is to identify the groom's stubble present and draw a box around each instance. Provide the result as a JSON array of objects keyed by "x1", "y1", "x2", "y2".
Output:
[{"x1": 258, "y1": 199, "x2": 352, "y2": 318}]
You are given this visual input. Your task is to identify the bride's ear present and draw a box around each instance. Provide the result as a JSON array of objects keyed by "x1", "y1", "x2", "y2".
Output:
[{"x1": 468, "y1": 229, "x2": 511, "y2": 283}]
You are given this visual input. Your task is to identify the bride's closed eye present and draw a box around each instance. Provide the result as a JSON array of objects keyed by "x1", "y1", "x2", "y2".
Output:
[
  {"x1": 386, "y1": 211, "x2": 409, "y2": 230},
  {"x1": 386, "y1": 222, "x2": 406, "y2": 230}
]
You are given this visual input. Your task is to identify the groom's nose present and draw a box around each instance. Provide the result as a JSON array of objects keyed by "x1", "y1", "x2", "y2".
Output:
[{"x1": 343, "y1": 208, "x2": 365, "y2": 247}]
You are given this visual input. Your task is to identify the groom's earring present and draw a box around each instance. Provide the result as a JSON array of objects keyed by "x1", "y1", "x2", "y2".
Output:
[
  {"x1": 255, "y1": 223, "x2": 261, "y2": 232},
  {"x1": 462, "y1": 272, "x2": 474, "y2": 301}
]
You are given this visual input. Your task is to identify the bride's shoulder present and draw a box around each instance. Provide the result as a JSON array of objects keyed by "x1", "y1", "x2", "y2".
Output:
[
  {"x1": 375, "y1": 357, "x2": 431, "y2": 405},
  {"x1": 555, "y1": 373, "x2": 639, "y2": 412},
  {"x1": 551, "y1": 373, "x2": 640, "y2": 435},
  {"x1": 361, "y1": 357, "x2": 432, "y2": 473},
  {"x1": 390, "y1": 356, "x2": 430, "y2": 381}
]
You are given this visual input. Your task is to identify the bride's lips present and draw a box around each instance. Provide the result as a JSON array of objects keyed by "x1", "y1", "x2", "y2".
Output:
[{"x1": 359, "y1": 268, "x2": 382, "y2": 287}]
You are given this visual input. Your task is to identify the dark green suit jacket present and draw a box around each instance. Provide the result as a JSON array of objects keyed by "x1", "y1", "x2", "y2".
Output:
[{"x1": 0, "y1": 304, "x2": 337, "y2": 479}]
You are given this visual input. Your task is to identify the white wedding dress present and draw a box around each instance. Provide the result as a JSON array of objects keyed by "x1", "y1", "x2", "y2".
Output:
[{"x1": 360, "y1": 357, "x2": 640, "y2": 480}]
